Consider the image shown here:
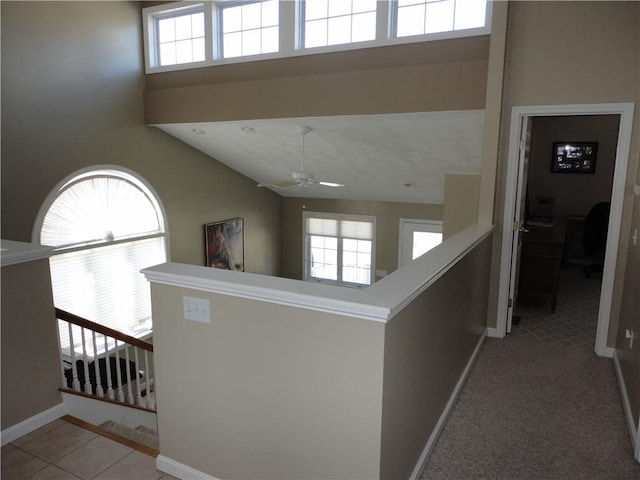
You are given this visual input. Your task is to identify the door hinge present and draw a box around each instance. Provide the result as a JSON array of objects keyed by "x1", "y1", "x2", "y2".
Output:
[
  {"x1": 508, "y1": 298, "x2": 513, "y2": 308},
  {"x1": 519, "y1": 139, "x2": 526, "y2": 150}
]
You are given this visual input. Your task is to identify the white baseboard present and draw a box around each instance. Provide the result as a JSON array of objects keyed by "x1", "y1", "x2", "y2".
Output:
[
  {"x1": 612, "y1": 350, "x2": 638, "y2": 461},
  {"x1": 61, "y1": 392, "x2": 157, "y2": 432},
  {"x1": 486, "y1": 327, "x2": 503, "y2": 338},
  {"x1": 1, "y1": 402, "x2": 67, "y2": 446},
  {"x1": 157, "y1": 455, "x2": 220, "y2": 480},
  {"x1": 409, "y1": 329, "x2": 487, "y2": 480}
]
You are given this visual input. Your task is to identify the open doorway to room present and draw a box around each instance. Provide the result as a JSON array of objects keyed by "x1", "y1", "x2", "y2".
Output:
[
  {"x1": 496, "y1": 103, "x2": 635, "y2": 357},
  {"x1": 511, "y1": 114, "x2": 619, "y2": 350}
]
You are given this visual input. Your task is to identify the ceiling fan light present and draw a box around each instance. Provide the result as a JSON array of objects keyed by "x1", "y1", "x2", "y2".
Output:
[{"x1": 318, "y1": 181, "x2": 345, "y2": 188}]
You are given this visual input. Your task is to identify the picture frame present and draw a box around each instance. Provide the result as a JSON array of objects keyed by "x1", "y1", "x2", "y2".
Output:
[
  {"x1": 551, "y1": 141, "x2": 598, "y2": 174},
  {"x1": 204, "y1": 218, "x2": 244, "y2": 271}
]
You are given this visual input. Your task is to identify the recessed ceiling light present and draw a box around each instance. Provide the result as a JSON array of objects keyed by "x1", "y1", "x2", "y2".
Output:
[
  {"x1": 242, "y1": 126, "x2": 256, "y2": 134},
  {"x1": 192, "y1": 128, "x2": 206, "y2": 135}
]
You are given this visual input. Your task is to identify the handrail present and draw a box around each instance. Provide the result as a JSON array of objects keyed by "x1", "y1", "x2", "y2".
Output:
[{"x1": 55, "y1": 308, "x2": 154, "y2": 352}]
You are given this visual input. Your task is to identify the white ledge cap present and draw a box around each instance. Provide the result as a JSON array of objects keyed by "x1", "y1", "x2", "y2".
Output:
[
  {"x1": 1, "y1": 239, "x2": 54, "y2": 267},
  {"x1": 142, "y1": 223, "x2": 493, "y2": 323}
]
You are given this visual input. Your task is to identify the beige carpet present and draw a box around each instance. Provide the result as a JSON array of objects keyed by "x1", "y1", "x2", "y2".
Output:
[{"x1": 421, "y1": 267, "x2": 639, "y2": 480}]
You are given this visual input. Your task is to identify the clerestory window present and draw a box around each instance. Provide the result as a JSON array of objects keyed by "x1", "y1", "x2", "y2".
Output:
[
  {"x1": 34, "y1": 167, "x2": 168, "y2": 353},
  {"x1": 301, "y1": 0, "x2": 377, "y2": 49},
  {"x1": 143, "y1": 0, "x2": 490, "y2": 73}
]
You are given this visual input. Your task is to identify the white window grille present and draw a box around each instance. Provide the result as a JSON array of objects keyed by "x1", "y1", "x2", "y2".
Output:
[
  {"x1": 221, "y1": 0, "x2": 279, "y2": 58},
  {"x1": 301, "y1": 0, "x2": 377, "y2": 49},
  {"x1": 393, "y1": 0, "x2": 487, "y2": 38},
  {"x1": 304, "y1": 212, "x2": 375, "y2": 287}
]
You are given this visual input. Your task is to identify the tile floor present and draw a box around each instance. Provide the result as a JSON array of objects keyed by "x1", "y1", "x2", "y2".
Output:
[{"x1": 1, "y1": 419, "x2": 177, "y2": 480}]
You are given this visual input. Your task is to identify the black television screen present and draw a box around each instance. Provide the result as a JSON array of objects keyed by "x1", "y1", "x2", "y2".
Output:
[{"x1": 551, "y1": 141, "x2": 597, "y2": 173}]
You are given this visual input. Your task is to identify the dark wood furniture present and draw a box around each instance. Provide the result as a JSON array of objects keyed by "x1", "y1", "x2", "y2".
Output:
[{"x1": 518, "y1": 224, "x2": 566, "y2": 313}]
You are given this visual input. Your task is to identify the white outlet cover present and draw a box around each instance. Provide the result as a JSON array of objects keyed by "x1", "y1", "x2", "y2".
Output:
[{"x1": 183, "y1": 296, "x2": 211, "y2": 324}]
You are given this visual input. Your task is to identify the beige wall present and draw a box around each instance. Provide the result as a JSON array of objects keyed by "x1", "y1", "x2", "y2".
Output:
[
  {"x1": 150, "y1": 284, "x2": 385, "y2": 479},
  {"x1": 144, "y1": 39, "x2": 489, "y2": 124},
  {"x1": 380, "y1": 233, "x2": 491, "y2": 478},
  {"x1": 487, "y1": 1, "x2": 639, "y2": 326},
  {"x1": 486, "y1": 1, "x2": 639, "y2": 426},
  {"x1": 1, "y1": 1, "x2": 282, "y2": 274},
  {"x1": 281, "y1": 197, "x2": 443, "y2": 280},
  {"x1": 1, "y1": 260, "x2": 61, "y2": 429},
  {"x1": 528, "y1": 115, "x2": 619, "y2": 221},
  {"x1": 443, "y1": 174, "x2": 481, "y2": 239}
]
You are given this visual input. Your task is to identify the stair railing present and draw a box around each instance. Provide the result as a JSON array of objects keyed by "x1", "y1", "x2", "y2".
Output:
[{"x1": 55, "y1": 308, "x2": 156, "y2": 411}]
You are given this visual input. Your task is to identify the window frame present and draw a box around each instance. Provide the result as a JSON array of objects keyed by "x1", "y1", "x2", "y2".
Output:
[
  {"x1": 143, "y1": 0, "x2": 491, "y2": 74},
  {"x1": 217, "y1": 0, "x2": 281, "y2": 60},
  {"x1": 303, "y1": 211, "x2": 376, "y2": 288},
  {"x1": 397, "y1": 218, "x2": 443, "y2": 268},
  {"x1": 298, "y1": 0, "x2": 379, "y2": 50},
  {"x1": 32, "y1": 166, "x2": 170, "y2": 354}
]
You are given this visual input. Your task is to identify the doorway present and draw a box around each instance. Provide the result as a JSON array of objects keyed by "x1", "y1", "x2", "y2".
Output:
[{"x1": 495, "y1": 103, "x2": 635, "y2": 357}]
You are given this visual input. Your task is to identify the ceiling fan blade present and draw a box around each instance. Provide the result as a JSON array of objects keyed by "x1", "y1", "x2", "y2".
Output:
[
  {"x1": 257, "y1": 180, "x2": 300, "y2": 189},
  {"x1": 318, "y1": 181, "x2": 345, "y2": 187}
]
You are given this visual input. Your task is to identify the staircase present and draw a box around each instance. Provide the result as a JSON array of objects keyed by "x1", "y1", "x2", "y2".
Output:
[{"x1": 63, "y1": 414, "x2": 159, "y2": 457}]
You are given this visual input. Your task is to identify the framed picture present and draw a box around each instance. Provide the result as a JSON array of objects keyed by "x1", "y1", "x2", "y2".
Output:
[
  {"x1": 551, "y1": 141, "x2": 598, "y2": 174},
  {"x1": 204, "y1": 218, "x2": 244, "y2": 271}
]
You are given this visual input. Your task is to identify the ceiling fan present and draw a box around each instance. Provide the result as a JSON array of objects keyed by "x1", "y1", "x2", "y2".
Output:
[{"x1": 257, "y1": 126, "x2": 345, "y2": 190}]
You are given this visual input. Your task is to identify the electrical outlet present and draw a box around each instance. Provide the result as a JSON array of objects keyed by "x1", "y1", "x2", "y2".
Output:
[
  {"x1": 632, "y1": 228, "x2": 638, "y2": 246},
  {"x1": 183, "y1": 296, "x2": 211, "y2": 324}
]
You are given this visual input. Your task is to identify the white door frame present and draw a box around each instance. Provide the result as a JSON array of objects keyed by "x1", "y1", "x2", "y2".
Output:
[{"x1": 495, "y1": 103, "x2": 635, "y2": 358}]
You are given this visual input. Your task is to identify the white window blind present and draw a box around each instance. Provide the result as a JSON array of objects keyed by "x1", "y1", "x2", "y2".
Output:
[
  {"x1": 306, "y1": 217, "x2": 374, "y2": 240},
  {"x1": 304, "y1": 212, "x2": 375, "y2": 286},
  {"x1": 36, "y1": 168, "x2": 167, "y2": 354}
]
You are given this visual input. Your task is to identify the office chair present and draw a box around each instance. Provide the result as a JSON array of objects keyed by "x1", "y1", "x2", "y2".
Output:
[{"x1": 582, "y1": 201, "x2": 610, "y2": 277}]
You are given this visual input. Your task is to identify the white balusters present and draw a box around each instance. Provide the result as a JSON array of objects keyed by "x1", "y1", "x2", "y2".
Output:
[
  {"x1": 80, "y1": 327, "x2": 92, "y2": 393},
  {"x1": 125, "y1": 346, "x2": 135, "y2": 405},
  {"x1": 92, "y1": 331, "x2": 104, "y2": 397},
  {"x1": 114, "y1": 341, "x2": 125, "y2": 402},
  {"x1": 104, "y1": 334, "x2": 115, "y2": 400},
  {"x1": 68, "y1": 323, "x2": 80, "y2": 391},
  {"x1": 135, "y1": 348, "x2": 144, "y2": 406},
  {"x1": 55, "y1": 311, "x2": 155, "y2": 411},
  {"x1": 143, "y1": 350, "x2": 151, "y2": 409}
]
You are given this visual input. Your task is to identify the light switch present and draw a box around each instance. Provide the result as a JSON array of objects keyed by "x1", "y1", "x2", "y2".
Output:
[{"x1": 183, "y1": 296, "x2": 211, "y2": 324}]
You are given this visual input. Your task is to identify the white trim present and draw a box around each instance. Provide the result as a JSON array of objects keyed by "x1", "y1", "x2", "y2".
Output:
[
  {"x1": 31, "y1": 164, "x2": 171, "y2": 260},
  {"x1": 143, "y1": 262, "x2": 392, "y2": 323},
  {"x1": 0, "y1": 239, "x2": 53, "y2": 267},
  {"x1": 0, "y1": 403, "x2": 67, "y2": 446},
  {"x1": 612, "y1": 351, "x2": 638, "y2": 459},
  {"x1": 156, "y1": 455, "x2": 220, "y2": 480},
  {"x1": 61, "y1": 392, "x2": 157, "y2": 432},
  {"x1": 486, "y1": 327, "x2": 502, "y2": 338},
  {"x1": 302, "y1": 211, "x2": 377, "y2": 287},
  {"x1": 409, "y1": 329, "x2": 487, "y2": 480},
  {"x1": 496, "y1": 103, "x2": 635, "y2": 358},
  {"x1": 143, "y1": 223, "x2": 493, "y2": 324}
]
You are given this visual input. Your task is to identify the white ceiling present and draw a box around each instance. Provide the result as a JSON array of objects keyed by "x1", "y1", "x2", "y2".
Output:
[{"x1": 156, "y1": 110, "x2": 485, "y2": 205}]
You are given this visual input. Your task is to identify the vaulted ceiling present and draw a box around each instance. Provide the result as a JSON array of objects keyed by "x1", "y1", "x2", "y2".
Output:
[{"x1": 156, "y1": 110, "x2": 485, "y2": 205}]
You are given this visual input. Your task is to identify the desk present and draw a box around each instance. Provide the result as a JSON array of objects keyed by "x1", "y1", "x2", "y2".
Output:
[{"x1": 518, "y1": 224, "x2": 566, "y2": 313}]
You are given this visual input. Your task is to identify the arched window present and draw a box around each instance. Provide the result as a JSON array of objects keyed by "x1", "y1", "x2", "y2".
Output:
[{"x1": 34, "y1": 167, "x2": 168, "y2": 349}]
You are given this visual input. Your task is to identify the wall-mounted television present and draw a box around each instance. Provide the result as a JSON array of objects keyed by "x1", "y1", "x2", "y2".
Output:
[{"x1": 551, "y1": 141, "x2": 598, "y2": 174}]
